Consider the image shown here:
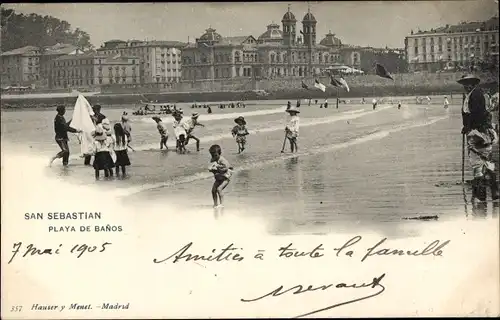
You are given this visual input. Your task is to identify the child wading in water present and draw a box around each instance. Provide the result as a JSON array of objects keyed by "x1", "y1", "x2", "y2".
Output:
[
  {"x1": 444, "y1": 96, "x2": 450, "y2": 109},
  {"x1": 152, "y1": 116, "x2": 169, "y2": 150},
  {"x1": 183, "y1": 112, "x2": 205, "y2": 152},
  {"x1": 113, "y1": 123, "x2": 131, "y2": 176},
  {"x1": 121, "y1": 112, "x2": 134, "y2": 151},
  {"x1": 285, "y1": 105, "x2": 300, "y2": 152},
  {"x1": 92, "y1": 125, "x2": 115, "y2": 179},
  {"x1": 208, "y1": 144, "x2": 233, "y2": 208},
  {"x1": 173, "y1": 112, "x2": 187, "y2": 153},
  {"x1": 231, "y1": 116, "x2": 249, "y2": 153}
]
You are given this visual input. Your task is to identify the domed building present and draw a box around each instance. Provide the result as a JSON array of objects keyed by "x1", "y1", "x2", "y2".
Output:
[
  {"x1": 181, "y1": 5, "x2": 345, "y2": 82},
  {"x1": 197, "y1": 27, "x2": 223, "y2": 45},
  {"x1": 320, "y1": 31, "x2": 342, "y2": 49},
  {"x1": 258, "y1": 23, "x2": 283, "y2": 44}
]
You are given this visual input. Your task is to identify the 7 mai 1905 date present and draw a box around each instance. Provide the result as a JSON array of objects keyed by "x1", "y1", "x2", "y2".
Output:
[{"x1": 7, "y1": 242, "x2": 112, "y2": 264}]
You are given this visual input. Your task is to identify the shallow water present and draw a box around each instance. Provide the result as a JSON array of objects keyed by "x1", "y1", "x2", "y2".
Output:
[{"x1": 1, "y1": 97, "x2": 498, "y2": 237}]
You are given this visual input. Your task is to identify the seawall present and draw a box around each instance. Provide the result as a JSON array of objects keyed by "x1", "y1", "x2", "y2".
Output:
[{"x1": 1, "y1": 71, "x2": 497, "y2": 108}]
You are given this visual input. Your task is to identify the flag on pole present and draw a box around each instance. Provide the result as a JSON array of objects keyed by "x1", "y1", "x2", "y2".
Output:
[
  {"x1": 330, "y1": 76, "x2": 342, "y2": 87},
  {"x1": 375, "y1": 63, "x2": 394, "y2": 80},
  {"x1": 314, "y1": 79, "x2": 326, "y2": 92},
  {"x1": 301, "y1": 81, "x2": 309, "y2": 90},
  {"x1": 338, "y1": 77, "x2": 350, "y2": 92}
]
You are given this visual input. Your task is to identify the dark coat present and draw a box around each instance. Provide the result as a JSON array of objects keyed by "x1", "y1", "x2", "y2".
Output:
[
  {"x1": 92, "y1": 112, "x2": 106, "y2": 125},
  {"x1": 462, "y1": 87, "x2": 491, "y2": 133},
  {"x1": 54, "y1": 114, "x2": 77, "y2": 140}
]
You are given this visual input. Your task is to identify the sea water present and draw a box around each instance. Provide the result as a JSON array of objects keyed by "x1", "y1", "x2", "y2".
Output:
[{"x1": 1, "y1": 98, "x2": 498, "y2": 237}]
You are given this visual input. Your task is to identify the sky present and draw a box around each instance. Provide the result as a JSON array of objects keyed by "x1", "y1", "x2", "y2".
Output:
[{"x1": 3, "y1": 1, "x2": 499, "y2": 49}]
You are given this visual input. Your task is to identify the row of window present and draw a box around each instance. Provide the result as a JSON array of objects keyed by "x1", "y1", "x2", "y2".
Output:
[
  {"x1": 153, "y1": 76, "x2": 180, "y2": 82},
  {"x1": 4, "y1": 74, "x2": 39, "y2": 80},
  {"x1": 52, "y1": 69, "x2": 135, "y2": 77},
  {"x1": 155, "y1": 68, "x2": 181, "y2": 73},
  {"x1": 101, "y1": 48, "x2": 179, "y2": 57},
  {"x1": 414, "y1": 43, "x2": 496, "y2": 55},
  {"x1": 155, "y1": 60, "x2": 181, "y2": 65},
  {"x1": 54, "y1": 59, "x2": 94, "y2": 67},
  {"x1": 414, "y1": 33, "x2": 498, "y2": 46},
  {"x1": 53, "y1": 76, "x2": 140, "y2": 87},
  {"x1": 183, "y1": 65, "x2": 326, "y2": 79},
  {"x1": 183, "y1": 51, "x2": 341, "y2": 65},
  {"x1": 414, "y1": 52, "x2": 490, "y2": 62}
]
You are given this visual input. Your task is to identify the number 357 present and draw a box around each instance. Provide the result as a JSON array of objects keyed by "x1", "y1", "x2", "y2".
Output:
[{"x1": 11, "y1": 306, "x2": 22, "y2": 312}]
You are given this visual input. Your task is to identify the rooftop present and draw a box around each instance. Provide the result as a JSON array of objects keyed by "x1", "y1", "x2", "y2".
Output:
[
  {"x1": 1, "y1": 45, "x2": 39, "y2": 56},
  {"x1": 302, "y1": 11, "x2": 316, "y2": 22},
  {"x1": 43, "y1": 43, "x2": 80, "y2": 55},
  {"x1": 282, "y1": 7, "x2": 296, "y2": 22},
  {"x1": 319, "y1": 31, "x2": 342, "y2": 47},
  {"x1": 258, "y1": 23, "x2": 283, "y2": 41},
  {"x1": 99, "y1": 40, "x2": 187, "y2": 50},
  {"x1": 220, "y1": 36, "x2": 253, "y2": 45},
  {"x1": 412, "y1": 16, "x2": 499, "y2": 35},
  {"x1": 141, "y1": 40, "x2": 187, "y2": 47},
  {"x1": 55, "y1": 52, "x2": 101, "y2": 60}
]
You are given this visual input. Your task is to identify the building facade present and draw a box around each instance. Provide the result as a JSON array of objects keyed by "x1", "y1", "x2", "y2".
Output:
[
  {"x1": 1, "y1": 46, "x2": 41, "y2": 87},
  {"x1": 341, "y1": 46, "x2": 407, "y2": 74},
  {"x1": 1, "y1": 43, "x2": 82, "y2": 88},
  {"x1": 181, "y1": 6, "x2": 345, "y2": 82},
  {"x1": 39, "y1": 43, "x2": 82, "y2": 87},
  {"x1": 96, "y1": 40, "x2": 185, "y2": 84},
  {"x1": 49, "y1": 53, "x2": 140, "y2": 89},
  {"x1": 405, "y1": 16, "x2": 499, "y2": 72}
]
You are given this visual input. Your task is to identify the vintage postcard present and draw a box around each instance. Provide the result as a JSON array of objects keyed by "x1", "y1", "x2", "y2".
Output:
[{"x1": 1, "y1": 1, "x2": 499, "y2": 318}]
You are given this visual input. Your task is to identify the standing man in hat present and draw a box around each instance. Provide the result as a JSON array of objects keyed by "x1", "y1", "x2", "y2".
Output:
[
  {"x1": 183, "y1": 112, "x2": 205, "y2": 152},
  {"x1": 459, "y1": 74, "x2": 499, "y2": 206},
  {"x1": 49, "y1": 105, "x2": 81, "y2": 167},
  {"x1": 84, "y1": 104, "x2": 107, "y2": 165},
  {"x1": 285, "y1": 105, "x2": 300, "y2": 153}
]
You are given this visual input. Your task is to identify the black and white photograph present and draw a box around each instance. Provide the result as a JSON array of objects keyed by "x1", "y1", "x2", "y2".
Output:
[{"x1": 1, "y1": 1, "x2": 499, "y2": 318}]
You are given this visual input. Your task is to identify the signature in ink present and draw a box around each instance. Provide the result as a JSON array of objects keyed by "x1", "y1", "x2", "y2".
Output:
[{"x1": 240, "y1": 273, "x2": 386, "y2": 318}]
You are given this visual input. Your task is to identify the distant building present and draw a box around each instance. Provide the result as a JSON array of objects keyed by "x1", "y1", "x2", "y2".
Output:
[
  {"x1": 181, "y1": 6, "x2": 344, "y2": 82},
  {"x1": 96, "y1": 40, "x2": 185, "y2": 84},
  {"x1": 341, "y1": 46, "x2": 407, "y2": 74},
  {"x1": 49, "y1": 52, "x2": 140, "y2": 89},
  {"x1": 405, "y1": 16, "x2": 499, "y2": 72},
  {"x1": 1, "y1": 46, "x2": 41, "y2": 87},
  {"x1": 40, "y1": 43, "x2": 82, "y2": 86},
  {"x1": 1, "y1": 43, "x2": 82, "y2": 88}
]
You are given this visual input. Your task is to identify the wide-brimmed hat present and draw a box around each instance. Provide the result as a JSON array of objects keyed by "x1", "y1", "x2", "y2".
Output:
[
  {"x1": 286, "y1": 106, "x2": 300, "y2": 114},
  {"x1": 101, "y1": 118, "x2": 111, "y2": 131},
  {"x1": 234, "y1": 116, "x2": 246, "y2": 125},
  {"x1": 457, "y1": 74, "x2": 480, "y2": 86},
  {"x1": 192, "y1": 112, "x2": 199, "y2": 118}
]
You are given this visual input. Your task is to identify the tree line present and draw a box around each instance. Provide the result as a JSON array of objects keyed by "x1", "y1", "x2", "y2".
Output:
[{"x1": 1, "y1": 8, "x2": 93, "y2": 53}]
